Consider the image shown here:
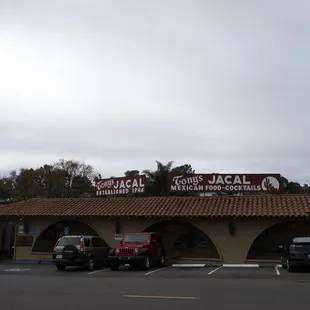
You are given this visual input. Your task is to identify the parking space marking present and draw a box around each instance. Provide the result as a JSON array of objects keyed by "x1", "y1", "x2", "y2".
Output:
[
  {"x1": 123, "y1": 294, "x2": 198, "y2": 300},
  {"x1": 145, "y1": 267, "x2": 170, "y2": 276},
  {"x1": 223, "y1": 264, "x2": 259, "y2": 267},
  {"x1": 5, "y1": 268, "x2": 31, "y2": 272},
  {"x1": 172, "y1": 264, "x2": 205, "y2": 268},
  {"x1": 88, "y1": 268, "x2": 110, "y2": 275},
  {"x1": 275, "y1": 266, "x2": 280, "y2": 275},
  {"x1": 208, "y1": 266, "x2": 222, "y2": 275}
]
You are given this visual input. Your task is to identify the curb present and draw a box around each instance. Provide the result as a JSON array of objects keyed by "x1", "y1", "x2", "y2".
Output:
[
  {"x1": 172, "y1": 263, "x2": 281, "y2": 268},
  {"x1": 223, "y1": 264, "x2": 259, "y2": 268}
]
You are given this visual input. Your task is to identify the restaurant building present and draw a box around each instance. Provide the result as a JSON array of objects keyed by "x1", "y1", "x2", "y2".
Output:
[{"x1": 0, "y1": 173, "x2": 309, "y2": 265}]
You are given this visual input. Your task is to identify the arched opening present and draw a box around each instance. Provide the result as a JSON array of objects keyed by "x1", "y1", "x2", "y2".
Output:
[
  {"x1": 247, "y1": 220, "x2": 310, "y2": 260},
  {"x1": 32, "y1": 220, "x2": 99, "y2": 253},
  {"x1": 143, "y1": 220, "x2": 221, "y2": 262},
  {"x1": 0, "y1": 222, "x2": 15, "y2": 261}
]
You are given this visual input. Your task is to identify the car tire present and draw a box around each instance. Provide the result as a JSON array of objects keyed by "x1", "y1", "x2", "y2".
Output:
[
  {"x1": 56, "y1": 264, "x2": 66, "y2": 271},
  {"x1": 110, "y1": 263, "x2": 119, "y2": 271},
  {"x1": 142, "y1": 254, "x2": 151, "y2": 271},
  {"x1": 87, "y1": 257, "x2": 95, "y2": 271},
  {"x1": 158, "y1": 253, "x2": 166, "y2": 268}
]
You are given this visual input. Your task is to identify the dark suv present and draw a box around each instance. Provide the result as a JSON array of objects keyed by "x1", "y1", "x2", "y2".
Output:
[
  {"x1": 52, "y1": 235, "x2": 111, "y2": 271},
  {"x1": 108, "y1": 232, "x2": 166, "y2": 271},
  {"x1": 279, "y1": 237, "x2": 310, "y2": 272}
]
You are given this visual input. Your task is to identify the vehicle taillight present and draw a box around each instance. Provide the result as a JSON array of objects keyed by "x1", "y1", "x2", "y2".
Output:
[
  {"x1": 80, "y1": 238, "x2": 85, "y2": 252},
  {"x1": 53, "y1": 238, "x2": 60, "y2": 251}
]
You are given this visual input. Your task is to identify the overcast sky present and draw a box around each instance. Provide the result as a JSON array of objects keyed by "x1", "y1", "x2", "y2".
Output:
[{"x1": 0, "y1": 1, "x2": 310, "y2": 183}]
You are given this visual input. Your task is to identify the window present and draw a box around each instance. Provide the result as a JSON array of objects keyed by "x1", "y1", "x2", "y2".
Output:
[
  {"x1": 123, "y1": 234, "x2": 150, "y2": 243},
  {"x1": 58, "y1": 237, "x2": 80, "y2": 246},
  {"x1": 84, "y1": 238, "x2": 90, "y2": 247},
  {"x1": 172, "y1": 230, "x2": 220, "y2": 259},
  {"x1": 92, "y1": 238, "x2": 106, "y2": 247}
]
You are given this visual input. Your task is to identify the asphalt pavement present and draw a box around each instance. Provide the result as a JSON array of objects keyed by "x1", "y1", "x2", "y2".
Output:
[{"x1": 1, "y1": 263, "x2": 310, "y2": 310}]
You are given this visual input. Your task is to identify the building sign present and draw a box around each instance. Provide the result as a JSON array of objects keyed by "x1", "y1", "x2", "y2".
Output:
[
  {"x1": 114, "y1": 234, "x2": 123, "y2": 241},
  {"x1": 31, "y1": 228, "x2": 36, "y2": 236},
  {"x1": 64, "y1": 226, "x2": 70, "y2": 235},
  {"x1": 168, "y1": 174, "x2": 281, "y2": 193},
  {"x1": 96, "y1": 175, "x2": 147, "y2": 196},
  {"x1": 18, "y1": 223, "x2": 26, "y2": 235}
]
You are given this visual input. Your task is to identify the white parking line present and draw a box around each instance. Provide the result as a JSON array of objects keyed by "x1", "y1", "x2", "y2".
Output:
[
  {"x1": 5, "y1": 268, "x2": 31, "y2": 272},
  {"x1": 222, "y1": 264, "x2": 259, "y2": 267},
  {"x1": 208, "y1": 266, "x2": 222, "y2": 275},
  {"x1": 172, "y1": 264, "x2": 205, "y2": 268},
  {"x1": 275, "y1": 266, "x2": 280, "y2": 275},
  {"x1": 88, "y1": 268, "x2": 110, "y2": 275},
  {"x1": 145, "y1": 267, "x2": 170, "y2": 276},
  {"x1": 123, "y1": 294, "x2": 198, "y2": 300}
]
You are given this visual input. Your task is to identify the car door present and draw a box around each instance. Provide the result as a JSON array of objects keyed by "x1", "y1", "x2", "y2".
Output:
[
  {"x1": 84, "y1": 237, "x2": 91, "y2": 256},
  {"x1": 150, "y1": 234, "x2": 160, "y2": 258},
  {"x1": 92, "y1": 237, "x2": 109, "y2": 265},
  {"x1": 98, "y1": 238, "x2": 110, "y2": 262},
  {"x1": 157, "y1": 234, "x2": 165, "y2": 256},
  {"x1": 91, "y1": 237, "x2": 101, "y2": 264}
]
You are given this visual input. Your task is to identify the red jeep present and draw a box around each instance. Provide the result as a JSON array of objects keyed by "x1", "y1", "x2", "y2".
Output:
[{"x1": 108, "y1": 232, "x2": 166, "y2": 271}]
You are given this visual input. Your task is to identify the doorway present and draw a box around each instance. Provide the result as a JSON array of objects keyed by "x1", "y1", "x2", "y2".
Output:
[{"x1": 0, "y1": 222, "x2": 15, "y2": 260}]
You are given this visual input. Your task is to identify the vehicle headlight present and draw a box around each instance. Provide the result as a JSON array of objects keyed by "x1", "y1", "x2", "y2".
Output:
[
  {"x1": 115, "y1": 248, "x2": 120, "y2": 254},
  {"x1": 134, "y1": 248, "x2": 139, "y2": 253}
]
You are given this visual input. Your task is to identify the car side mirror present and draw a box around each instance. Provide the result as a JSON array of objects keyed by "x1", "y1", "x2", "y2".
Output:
[
  {"x1": 152, "y1": 240, "x2": 156, "y2": 244},
  {"x1": 120, "y1": 241, "x2": 123, "y2": 245}
]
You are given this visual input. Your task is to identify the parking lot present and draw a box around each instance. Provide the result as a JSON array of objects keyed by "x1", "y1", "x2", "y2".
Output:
[
  {"x1": 1, "y1": 263, "x2": 310, "y2": 281},
  {"x1": 1, "y1": 263, "x2": 310, "y2": 310}
]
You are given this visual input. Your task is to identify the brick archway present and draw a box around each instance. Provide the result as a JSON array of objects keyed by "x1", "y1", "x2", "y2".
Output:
[
  {"x1": 247, "y1": 220, "x2": 310, "y2": 260},
  {"x1": 143, "y1": 219, "x2": 222, "y2": 262},
  {"x1": 32, "y1": 220, "x2": 100, "y2": 253},
  {"x1": 0, "y1": 222, "x2": 16, "y2": 260}
]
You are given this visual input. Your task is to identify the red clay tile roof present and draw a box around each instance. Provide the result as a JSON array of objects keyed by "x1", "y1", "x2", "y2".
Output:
[{"x1": 0, "y1": 195, "x2": 310, "y2": 218}]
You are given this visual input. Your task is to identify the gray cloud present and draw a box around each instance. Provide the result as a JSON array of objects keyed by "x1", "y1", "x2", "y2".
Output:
[{"x1": 1, "y1": 0, "x2": 310, "y2": 184}]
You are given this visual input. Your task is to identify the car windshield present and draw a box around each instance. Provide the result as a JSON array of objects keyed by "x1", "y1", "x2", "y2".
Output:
[
  {"x1": 58, "y1": 237, "x2": 80, "y2": 246},
  {"x1": 290, "y1": 243, "x2": 310, "y2": 253},
  {"x1": 123, "y1": 234, "x2": 150, "y2": 243}
]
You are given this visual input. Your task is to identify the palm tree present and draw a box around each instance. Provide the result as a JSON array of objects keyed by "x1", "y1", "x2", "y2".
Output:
[{"x1": 142, "y1": 161, "x2": 174, "y2": 196}]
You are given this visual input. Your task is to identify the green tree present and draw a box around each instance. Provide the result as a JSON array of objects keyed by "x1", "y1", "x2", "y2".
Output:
[
  {"x1": 0, "y1": 159, "x2": 96, "y2": 201},
  {"x1": 124, "y1": 170, "x2": 140, "y2": 177},
  {"x1": 280, "y1": 175, "x2": 303, "y2": 194},
  {"x1": 0, "y1": 176, "x2": 16, "y2": 202},
  {"x1": 54, "y1": 159, "x2": 95, "y2": 197},
  {"x1": 14, "y1": 168, "x2": 42, "y2": 199},
  {"x1": 37, "y1": 165, "x2": 68, "y2": 198},
  {"x1": 171, "y1": 164, "x2": 195, "y2": 174},
  {"x1": 143, "y1": 161, "x2": 174, "y2": 196}
]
